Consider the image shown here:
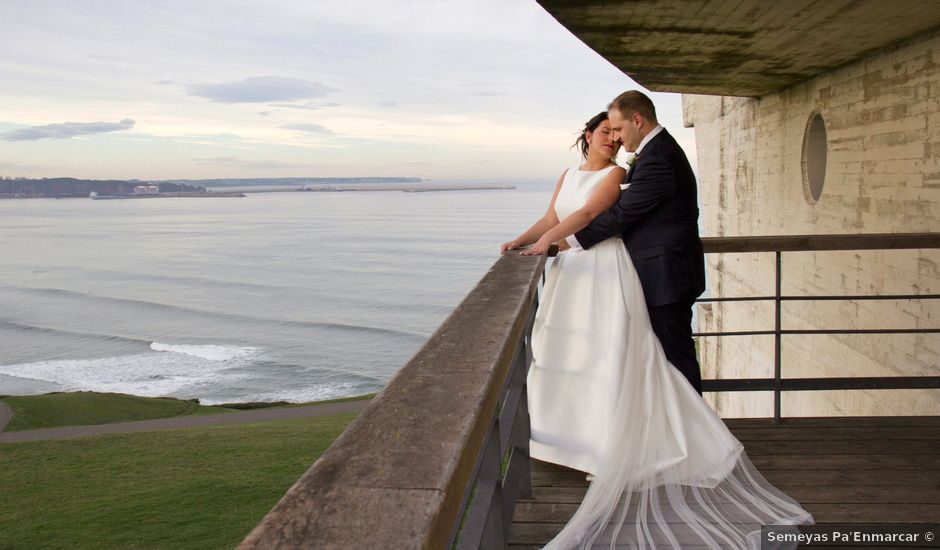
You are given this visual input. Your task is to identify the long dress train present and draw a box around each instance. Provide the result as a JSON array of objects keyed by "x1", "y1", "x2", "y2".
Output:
[{"x1": 526, "y1": 165, "x2": 813, "y2": 549}]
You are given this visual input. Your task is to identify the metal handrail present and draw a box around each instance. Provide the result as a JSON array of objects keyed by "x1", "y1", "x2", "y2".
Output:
[{"x1": 695, "y1": 232, "x2": 940, "y2": 421}]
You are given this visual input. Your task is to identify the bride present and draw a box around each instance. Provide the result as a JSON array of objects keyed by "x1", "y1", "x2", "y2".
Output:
[{"x1": 501, "y1": 105, "x2": 813, "y2": 548}]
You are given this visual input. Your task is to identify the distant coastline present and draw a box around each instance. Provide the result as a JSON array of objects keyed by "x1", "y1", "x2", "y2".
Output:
[
  {"x1": 173, "y1": 176, "x2": 424, "y2": 188},
  {"x1": 1, "y1": 177, "x2": 207, "y2": 199},
  {"x1": 206, "y1": 183, "x2": 516, "y2": 193},
  {"x1": 0, "y1": 176, "x2": 428, "y2": 199}
]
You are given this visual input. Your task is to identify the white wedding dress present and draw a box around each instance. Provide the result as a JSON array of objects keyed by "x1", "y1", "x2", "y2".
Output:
[{"x1": 526, "y1": 165, "x2": 813, "y2": 549}]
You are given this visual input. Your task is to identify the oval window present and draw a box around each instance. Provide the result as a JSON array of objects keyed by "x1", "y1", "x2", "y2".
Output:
[{"x1": 802, "y1": 113, "x2": 827, "y2": 203}]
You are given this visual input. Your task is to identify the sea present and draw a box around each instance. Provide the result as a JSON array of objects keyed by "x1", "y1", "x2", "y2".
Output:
[{"x1": 0, "y1": 183, "x2": 549, "y2": 404}]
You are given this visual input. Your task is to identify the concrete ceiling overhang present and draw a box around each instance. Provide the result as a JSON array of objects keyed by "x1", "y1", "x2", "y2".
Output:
[{"x1": 537, "y1": 0, "x2": 940, "y2": 97}]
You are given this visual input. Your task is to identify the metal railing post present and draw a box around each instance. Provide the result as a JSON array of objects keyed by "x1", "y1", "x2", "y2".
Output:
[{"x1": 774, "y1": 250, "x2": 782, "y2": 423}]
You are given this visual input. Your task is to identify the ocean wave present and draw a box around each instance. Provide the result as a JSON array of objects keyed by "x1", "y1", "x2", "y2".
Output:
[
  {"x1": 0, "y1": 319, "x2": 153, "y2": 346},
  {"x1": 200, "y1": 383, "x2": 372, "y2": 406},
  {"x1": 66, "y1": 268, "x2": 297, "y2": 295},
  {"x1": 272, "y1": 319, "x2": 427, "y2": 339},
  {"x1": 0, "y1": 347, "x2": 257, "y2": 398},
  {"x1": 0, "y1": 286, "x2": 428, "y2": 341},
  {"x1": 150, "y1": 342, "x2": 259, "y2": 361}
]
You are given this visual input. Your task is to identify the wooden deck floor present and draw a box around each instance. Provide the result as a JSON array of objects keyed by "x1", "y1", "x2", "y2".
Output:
[{"x1": 509, "y1": 416, "x2": 940, "y2": 549}]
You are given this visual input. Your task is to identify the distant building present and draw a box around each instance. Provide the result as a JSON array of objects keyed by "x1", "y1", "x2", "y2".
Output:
[{"x1": 133, "y1": 185, "x2": 160, "y2": 195}]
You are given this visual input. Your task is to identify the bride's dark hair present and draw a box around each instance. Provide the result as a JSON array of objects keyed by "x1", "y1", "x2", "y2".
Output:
[{"x1": 572, "y1": 111, "x2": 609, "y2": 159}]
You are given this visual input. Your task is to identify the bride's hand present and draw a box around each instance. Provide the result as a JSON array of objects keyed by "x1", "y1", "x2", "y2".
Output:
[
  {"x1": 500, "y1": 240, "x2": 520, "y2": 253},
  {"x1": 521, "y1": 236, "x2": 552, "y2": 256}
]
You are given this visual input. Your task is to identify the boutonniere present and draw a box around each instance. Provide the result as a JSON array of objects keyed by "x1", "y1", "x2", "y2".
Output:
[{"x1": 624, "y1": 152, "x2": 638, "y2": 167}]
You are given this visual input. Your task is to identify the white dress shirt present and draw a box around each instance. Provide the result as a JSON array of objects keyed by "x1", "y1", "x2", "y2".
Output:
[{"x1": 566, "y1": 125, "x2": 664, "y2": 250}]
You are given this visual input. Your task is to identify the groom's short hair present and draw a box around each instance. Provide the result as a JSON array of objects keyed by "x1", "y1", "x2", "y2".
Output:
[{"x1": 609, "y1": 91, "x2": 657, "y2": 124}]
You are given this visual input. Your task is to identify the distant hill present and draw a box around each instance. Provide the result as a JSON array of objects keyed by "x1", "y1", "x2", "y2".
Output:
[
  {"x1": 0, "y1": 176, "x2": 423, "y2": 197},
  {"x1": 162, "y1": 177, "x2": 423, "y2": 187},
  {"x1": 0, "y1": 178, "x2": 205, "y2": 198}
]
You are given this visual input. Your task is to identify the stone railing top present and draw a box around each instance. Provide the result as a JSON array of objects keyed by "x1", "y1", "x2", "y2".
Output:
[{"x1": 238, "y1": 250, "x2": 546, "y2": 549}]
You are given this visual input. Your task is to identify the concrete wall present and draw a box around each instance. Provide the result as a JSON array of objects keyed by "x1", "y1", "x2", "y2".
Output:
[{"x1": 683, "y1": 28, "x2": 940, "y2": 417}]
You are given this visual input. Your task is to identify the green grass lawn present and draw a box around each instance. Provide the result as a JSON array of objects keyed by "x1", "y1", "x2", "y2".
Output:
[
  {"x1": 0, "y1": 392, "x2": 240, "y2": 432},
  {"x1": 0, "y1": 391, "x2": 377, "y2": 432},
  {"x1": 0, "y1": 412, "x2": 359, "y2": 550}
]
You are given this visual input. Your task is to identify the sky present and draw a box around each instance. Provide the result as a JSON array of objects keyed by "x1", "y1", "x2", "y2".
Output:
[{"x1": 0, "y1": 0, "x2": 697, "y2": 181}]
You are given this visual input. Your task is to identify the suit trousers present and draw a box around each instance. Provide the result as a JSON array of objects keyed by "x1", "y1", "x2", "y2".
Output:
[{"x1": 648, "y1": 300, "x2": 702, "y2": 394}]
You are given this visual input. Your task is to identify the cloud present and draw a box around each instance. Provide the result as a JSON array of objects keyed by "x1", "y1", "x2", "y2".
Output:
[
  {"x1": 271, "y1": 101, "x2": 342, "y2": 111},
  {"x1": 86, "y1": 53, "x2": 121, "y2": 62},
  {"x1": 1, "y1": 119, "x2": 135, "y2": 141},
  {"x1": 377, "y1": 101, "x2": 398, "y2": 107},
  {"x1": 0, "y1": 160, "x2": 59, "y2": 172},
  {"x1": 187, "y1": 76, "x2": 336, "y2": 104},
  {"x1": 281, "y1": 123, "x2": 333, "y2": 135},
  {"x1": 190, "y1": 156, "x2": 298, "y2": 170}
]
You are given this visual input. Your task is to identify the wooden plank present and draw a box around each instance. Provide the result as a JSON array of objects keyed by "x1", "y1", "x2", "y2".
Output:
[
  {"x1": 529, "y1": 462, "x2": 589, "y2": 487},
  {"x1": 522, "y1": 484, "x2": 940, "y2": 505},
  {"x1": 748, "y1": 453, "x2": 940, "y2": 470},
  {"x1": 763, "y1": 547, "x2": 936, "y2": 550},
  {"x1": 511, "y1": 521, "x2": 729, "y2": 547},
  {"x1": 530, "y1": 474, "x2": 589, "y2": 487},
  {"x1": 512, "y1": 520, "x2": 884, "y2": 549},
  {"x1": 759, "y1": 469, "x2": 939, "y2": 486},
  {"x1": 525, "y1": 486, "x2": 587, "y2": 503},
  {"x1": 513, "y1": 502, "x2": 578, "y2": 523},
  {"x1": 510, "y1": 506, "x2": 940, "y2": 545},
  {"x1": 777, "y1": 484, "x2": 940, "y2": 504},
  {"x1": 532, "y1": 468, "x2": 937, "y2": 489},
  {"x1": 509, "y1": 519, "x2": 562, "y2": 545},
  {"x1": 501, "y1": 446, "x2": 531, "y2": 535},
  {"x1": 805, "y1": 503, "x2": 940, "y2": 523},
  {"x1": 530, "y1": 462, "x2": 579, "y2": 475},
  {"x1": 513, "y1": 498, "x2": 940, "y2": 524}
]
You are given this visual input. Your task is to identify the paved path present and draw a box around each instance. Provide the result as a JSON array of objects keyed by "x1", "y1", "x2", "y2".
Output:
[
  {"x1": 0, "y1": 401, "x2": 12, "y2": 432},
  {"x1": 0, "y1": 398, "x2": 372, "y2": 444}
]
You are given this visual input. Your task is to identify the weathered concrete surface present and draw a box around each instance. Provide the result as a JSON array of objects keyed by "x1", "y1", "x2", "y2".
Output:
[
  {"x1": 238, "y1": 251, "x2": 546, "y2": 549},
  {"x1": 0, "y1": 401, "x2": 12, "y2": 432},
  {"x1": 0, "y1": 398, "x2": 370, "y2": 443},
  {"x1": 684, "y1": 28, "x2": 940, "y2": 417},
  {"x1": 537, "y1": 0, "x2": 940, "y2": 97}
]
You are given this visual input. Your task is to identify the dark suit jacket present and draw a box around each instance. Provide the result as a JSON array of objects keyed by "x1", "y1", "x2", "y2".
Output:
[{"x1": 574, "y1": 128, "x2": 706, "y2": 308}]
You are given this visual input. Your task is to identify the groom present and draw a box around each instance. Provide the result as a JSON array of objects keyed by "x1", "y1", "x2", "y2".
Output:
[{"x1": 564, "y1": 90, "x2": 706, "y2": 394}]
